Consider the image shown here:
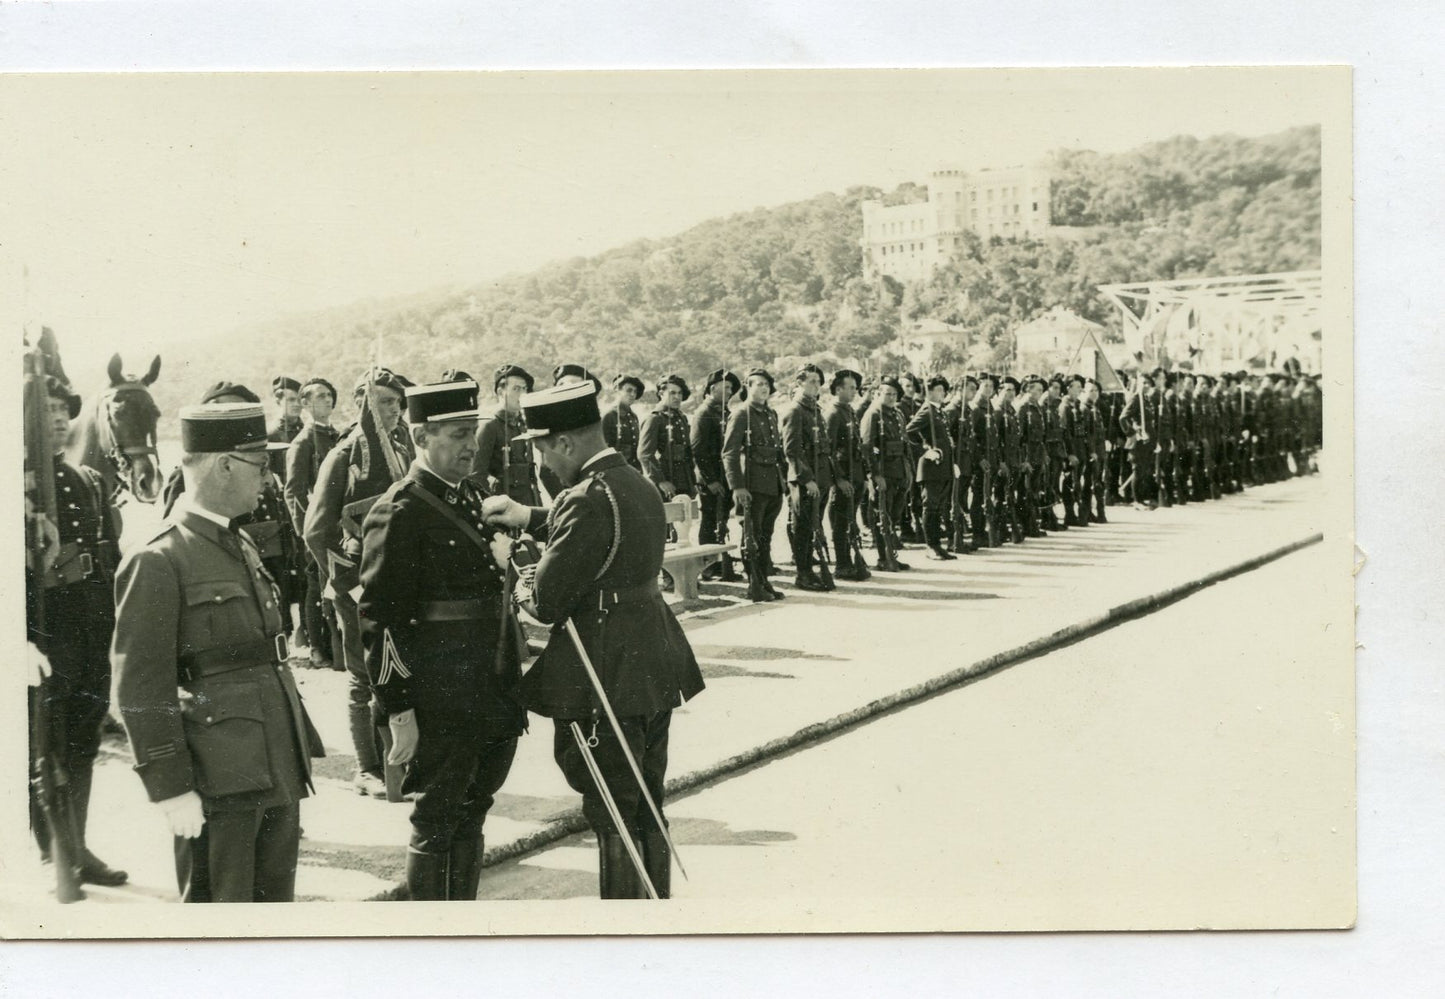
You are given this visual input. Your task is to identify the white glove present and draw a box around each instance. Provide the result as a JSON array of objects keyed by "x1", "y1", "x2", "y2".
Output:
[
  {"x1": 489, "y1": 533, "x2": 514, "y2": 571},
  {"x1": 924, "y1": 448, "x2": 942, "y2": 462},
  {"x1": 387, "y1": 708, "x2": 419, "y2": 766},
  {"x1": 158, "y1": 790, "x2": 205, "y2": 839},
  {"x1": 482, "y1": 495, "x2": 530, "y2": 529},
  {"x1": 26, "y1": 642, "x2": 52, "y2": 687}
]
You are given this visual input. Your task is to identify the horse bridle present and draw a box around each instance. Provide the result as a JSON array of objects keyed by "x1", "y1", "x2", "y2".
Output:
[{"x1": 101, "y1": 384, "x2": 160, "y2": 501}]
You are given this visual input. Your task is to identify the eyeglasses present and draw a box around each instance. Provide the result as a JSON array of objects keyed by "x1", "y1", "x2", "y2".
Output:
[{"x1": 226, "y1": 453, "x2": 269, "y2": 471}]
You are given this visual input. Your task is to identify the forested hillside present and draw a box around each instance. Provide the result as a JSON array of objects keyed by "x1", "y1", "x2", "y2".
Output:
[{"x1": 145, "y1": 124, "x2": 1320, "y2": 423}]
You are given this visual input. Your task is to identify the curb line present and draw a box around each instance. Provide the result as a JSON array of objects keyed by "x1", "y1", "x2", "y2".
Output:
[{"x1": 372, "y1": 530, "x2": 1324, "y2": 897}]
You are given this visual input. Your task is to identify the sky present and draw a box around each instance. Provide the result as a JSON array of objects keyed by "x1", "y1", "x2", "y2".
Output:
[{"x1": 2, "y1": 68, "x2": 1335, "y2": 390}]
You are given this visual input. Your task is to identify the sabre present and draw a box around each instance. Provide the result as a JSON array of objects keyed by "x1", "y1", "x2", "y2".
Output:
[
  {"x1": 569, "y1": 722, "x2": 659, "y2": 900},
  {"x1": 563, "y1": 618, "x2": 688, "y2": 880}
]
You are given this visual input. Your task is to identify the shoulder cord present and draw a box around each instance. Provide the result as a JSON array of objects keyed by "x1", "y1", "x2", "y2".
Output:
[{"x1": 590, "y1": 472, "x2": 622, "y2": 581}]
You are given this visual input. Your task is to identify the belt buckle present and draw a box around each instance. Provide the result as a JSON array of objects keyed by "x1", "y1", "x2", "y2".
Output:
[
  {"x1": 274, "y1": 634, "x2": 290, "y2": 663},
  {"x1": 77, "y1": 552, "x2": 94, "y2": 578}
]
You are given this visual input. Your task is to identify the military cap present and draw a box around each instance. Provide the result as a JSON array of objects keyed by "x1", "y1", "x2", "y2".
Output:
[
  {"x1": 272, "y1": 376, "x2": 302, "y2": 397},
  {"x1": 878, "y1": 375, "x2": 904, "y2": 396},
  {"x1": 352, "y1": 367, "x2": 408, "y2": 398},
  {"x1": 181, "y1": 403, "x2": 290, "y2": 454},
  {"x1": 1234, "y1": 370, "x2": 1249, "y2": 381},
  {"x1": 705, "y1": 368, "x2": 743, "y2": 396},
  {"x1": 900, "y1": 372, "x2": 921, "y2": 390},
  {"x1": 553, "y1": 363, "x2": 603, "y2": 393},
  {"x1": 493, "y1": 364, "x2": 535, "y2": 393},
  {"x1": 515, "y1": 381, "x2": 601, "y2": 440},
  {"x1": 976, "y1": 372, "x2": 998, "y2": 388},
  {"x1": 794, "y1": 363, "x2": 826, "y2": 385},
  {"x1": 829, "y1": 368, "x2": 863, "y2": 394},
  {"x1": 737, "y1": 367, "x2": 776, "y2": 402},
  {"x1": 1197, "y1": 374, "x2": 1214, "y2": 388},
  {"x1": 964, "y1": 374, "x2": 979, "y2": 387},
  {"x1": 200, "y1": 380, "x2": 262, "y2": 405},
  {"x1": 1067, "y1": 373, "x2": 1086, "y2": 387},
  {"x1": 1024, "y1": 374, "x2": 1047, "y2": 389},
  {"x1": 1000, "y1": 375, "x2": 1021, "y2": 391},
  {"x1": 299, "y1": 377, "x2": 337, "y2": 403},
  {"x1": 440, "y1": 368, "x2": 473, "y2": 383},
  {"x1": 44, "y1": 375, "x2": 82, "y2": 420},
  {"x1": 612, "y1": 373, "x2": 645, "y2": 396},
  {"x1": 406, "y1": 379, "x2": 482, "y2": 425},
  {"x1": 1148, "y1": 366, "x2": 1168, "y2": 380},
  {"x1": 926, "y1": 374, "x2": 951, "y2": 394},
  {"x1": 656, "y1": 373, "x2": 691, "y2": 402}
]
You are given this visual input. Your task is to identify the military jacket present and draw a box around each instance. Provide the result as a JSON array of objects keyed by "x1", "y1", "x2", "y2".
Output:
[
  {"x1": 112, "y1": 508, "x2": 321, "y2": 809},
  {"x1": 283, "y1": 421, "x2": 340, "y2": 534},
  {"x1": 826, "y1": 399, "x2": 868, "y2": 486},
  {"x1": 601, "y1": 402, "x2": 642, "y2": 471},
  {"x1": 1019, "y1": 398, "x2": 1047, "y2": 468},
  {"x1": 473, "y1": 409, "x2": 539, "y2": 504},
  {"x1": 1059, "y1": 397, "x2": 1088, "y2": 461},
  {"x1": 1154, "y1": 390, "x2": 1176, "y2": 448},
  {"x1": 358, "y1": 464, "x2": 524, "y2": 734},
  {"x1": 971, "y1": 399, "x2": 1000, "y2": 467},
  {"x1": 640, "y1": 405, "x2": 696, "y2": 496},
  {"x1": 43, "y1": 458, "x2": 120, "y2": 590},
  {"x1": 998, "y1": 400, "x2": 1022, "y2": 468},
  {"x1": 304, "y1": 422, "x2": 415, "y2": 595},
  {"x1": 690, "y1": 397, "x2": 729, "y2": 488},
  {"x1": 723, "y1": 402, "x2": 785, "y2": 496},
  {"x1": 781, "y1": 394, "x2": 835, "y2": 490},
  {"x1": 1175, "y1": 392, "x2": 1196, "y2": 449},
  {"x1": 1085, "y1": 401, "x2": 1107, "y2": 459},
  {"x1": 1043, "y1": 394, "x2": 1066, "y2": 458},
  {"x1": 946, "y1": 400, "x2": 974, "y2": 480},
  {"x1": 904, "y1": 400, "x2": 953, "y2": 483},
  {"x1": 517, "y1": 451, "x2": 704, "y2": 719},
  {"x1": 162, "y1": 465, "x2": 295, "y2": 566},
  {"x1": 861, "y1": 402, "x2": 908, "y2": 480},
  {"x1": 268, "y1": 416, "x2": 304, "y2": 481}
]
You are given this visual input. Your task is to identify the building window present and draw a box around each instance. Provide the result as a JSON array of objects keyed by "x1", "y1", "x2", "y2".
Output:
[
  {"x1": 971, "y1": 209, "x2": 978, "y2": 221},
  {"x1": 987, "y1": 189, "x2": 994, "y2": 201},
  {"x1": 1033, "y1": 202, "x2": 1039, "y2": 212},
  {"x1": 970, "y1": 191, "x2": 976, "y2": 202},
  {"x1": 1014, "y1": 204, "x2": 1020, "y2": 215}
]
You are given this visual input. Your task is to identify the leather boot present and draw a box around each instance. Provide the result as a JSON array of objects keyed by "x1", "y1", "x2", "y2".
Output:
[
  {"x1": 745, "y1": 557, "x2": 770, "y2": 603},
  {"x1": 70, "y1": 765, "x2": 128, "y2": 887},
  {"x1": 793, "y1": 569, "x2": 829, "y2": 592},
  {"x1": 718, "y1": 552, "x2": 743, "y2": 582},
  {"x1": 640, "y1": 827, "x2": 671, "y2": 900},
  {"x1": 598, "y1": 831, "x2": 648, "y2": 899},
  {"x1": 700, "y1": 561, "x2": 723, "y2": 581},
  {"x1": 405, "y1": 847, "x2": 450, "y2": 901},
  {"x1": 852, "y1": 549, "x2": 872, "y2": 581},
  {"x1": 446, "y1": 834, "x2": 484, "y2": 902}
]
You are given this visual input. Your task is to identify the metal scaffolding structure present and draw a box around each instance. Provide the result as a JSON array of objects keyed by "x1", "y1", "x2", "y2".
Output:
[{"x1": 1098, "y1": 270, "x2": 1322, "y2": 372}]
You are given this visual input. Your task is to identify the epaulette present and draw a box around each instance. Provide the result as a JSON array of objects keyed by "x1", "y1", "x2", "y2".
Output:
[{"x1": 144, "y1": 520, "x2": 180, "y2": 545}]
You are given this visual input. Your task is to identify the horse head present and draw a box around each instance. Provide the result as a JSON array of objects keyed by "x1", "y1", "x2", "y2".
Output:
[{"x1": 101, "y1": 353, "x2": 164, "y2": 503}]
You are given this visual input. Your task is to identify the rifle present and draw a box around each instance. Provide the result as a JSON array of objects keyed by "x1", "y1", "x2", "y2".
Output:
[
  {"x1": 809, "y1": 490, "x2": 834, "y2": 589},
  {"x1": 23, "y1": 344, "x2": 85, "y2": 903},
  {"x1": 982, "y1": 411, "x2": 1000, "y2": 548},
  {"x1": 874, "y1": 478, "x2": 902, "y2": 571}
]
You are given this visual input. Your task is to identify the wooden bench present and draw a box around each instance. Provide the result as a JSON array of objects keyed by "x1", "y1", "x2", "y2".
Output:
[{"x1": 660, "y1": 495, "x2": 737, "y2": 601}]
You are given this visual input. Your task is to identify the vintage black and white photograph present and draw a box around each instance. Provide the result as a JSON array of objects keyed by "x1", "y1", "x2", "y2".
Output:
[{"x1": 2, "y1": 67, "x2": 1354, "y2": 938}]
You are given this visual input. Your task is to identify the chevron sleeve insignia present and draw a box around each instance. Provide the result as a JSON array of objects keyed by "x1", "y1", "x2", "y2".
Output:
[{"x1": 376, "y1": 628, "x2": 412, "y2": 685}]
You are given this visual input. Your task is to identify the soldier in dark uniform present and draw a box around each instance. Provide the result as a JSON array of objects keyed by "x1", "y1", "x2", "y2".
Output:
[
  {"x1": 484, "y1": 382, "x2": 705, "y2": 898},
  {"x1": 1119, "y1": 373, "x2": 1153, "y2": 509},
  {"x1": 640, "y1": 373, "x2": 697, "y2": 507},
  {"x1": 113, "y1": 403, "x2": 324, "y2": 903},
  {"x1": 1018, "y1": 375, "x2": 1048, "y2": 537},
  {"x1": 285, "y1": 377, "x2": 342, "y2": 670},
  {"x1": 780, "y1": 363, "x2": 837, "y2": 590},
  {"x1": 602, "y1": 374, "x2": 644, "y2": 472},
  {"x1": 904, "y1": 374, "x2": 956, "y2": 560},
  {"x1": 723, "y1": 369, "x2": 787, "y2": 602},
  {"x1": 29, "y1": 376, "x2": 128, "y2": 888},
  {"x1": 995, "y1": 375, "x2": 1024, "y2": 543},
  {"x1": 1151, "y1": 368, "x2": 1177, "y2": 506},
  {"x1": 1042, "y1": 377, "x2": 1066, "y2": 529},
  {"x1": 1057, "y1": 374, "x2": 1088, "y2": 526},
  {"x1": 896, "y1": 373, "x2": 923, "y2": 543},
  {"x1": 1083, "y1": 379, "x2": 1109, "y2": 523},
  {"x1": 967, "y1": 374, "x2": 1000, "y2": 547},
  {"x1": 267, "y1": 376, "x2": 304, "y2": 479},
  {"x1": 861, "y1": 376, "x2": 911, "y2": 570},
  {"x1": 304, "y1": 368, "x2": 414, "y2": 799},
  {"x1": 265, "y1": 378, "x2": 306, "y2": 657},
  {"x1": 947, "y1": 375, "x2": 978, "y2": 551},
  {"x1": 691, "y1": 369, "x2": 742, "y2": 582},
  {"x1": 825, "y1": 368, "x2": 869, "y2": 581},
  {"x1": 553, "y1": 363, "x2": 602, "y2": 393},
  {"x1": 357, "y1": 380, "x2": 525, "y2": 901},
  {"x1": 473, "y1": 364, "x2": 540, "y2": 504}
]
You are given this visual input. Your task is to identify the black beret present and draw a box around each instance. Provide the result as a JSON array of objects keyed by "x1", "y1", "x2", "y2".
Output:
[
  {"x1": 352, "y1": 368, "x2": 408, "y2": 399},
  {"x1": 612, "y1": 374, "x2": 645, "y2": 396},
  {"x1": 201, "y1": 380, "x2": 261, "y2": 405},
  {"x1": 926, "y1": 374, "x2": 950, "y2": 394},
  {"x1": 300, "y1": 377, "x2": 337, "y2": 402},
  {"x1": 976, "y1": 372, "x2": 997, "y2": 387},
  {"x1": 44, "y1": 376, "x2": 82, "y2": 420},
  {"x1": 737, "y1": 367, "x2": 776, "y2": 402},
  {"x1": 964, "y1": 374, "x2": 979, "y2": 386},
  {"x1": 272, "y1": 376, "x2": 302, "y2": 396},
  {"x1": 705, "y1": 368, "x2": 742, "y2": 396},
  {"x1": 1000, "y1": 375, "x2": 1021, "y2": 391},
  {"x1": 829, "y1": 368, "x2": 862, "y2": 394},
  {"x1": 1067, "y1": 373, "x2": 1086, "y2": 387},
  {"x1": 493, "y1": 364, "x2": 535, "y2": 392},
  {"x1": 878, "y1": 375, "x2": 903, "y2": 395},
  {"x1": 553, "y1": 363, "x2": 603, "y2": 393},
  {"x1": 440, "y1": 368, "x2": 474, "y2": 383},
  {"x1": 795, "y1": 363, "x2": 825, "y2": 384},
  {"x1": 656, "y1": 373, "x2": 691, "y2": 402}
]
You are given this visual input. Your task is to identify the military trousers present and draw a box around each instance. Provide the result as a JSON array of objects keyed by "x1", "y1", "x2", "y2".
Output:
[
  {"x1": 554, "y1": 711, "x2": 671, "y2": 840},
  {"x1": 875, "y1": 476, "x2": 910, "y2": 551},
  {"x1": 332, "y1": 589, "x2": 383, "y2": 775},
  {"x1": 405, "y1": 727, "x2": 518, "y2": 854},
  {"x1": 741, "y1": 491, "x2": 782, "y2": 569},
  {"x1": 918, "y1": 479, "x2": 951, "y2": 549},
  {"x1": 175, "y1": 800, "x2": 301, "y2": 903},
  {"x1": 698, "y1": 486, "x2": 732, "y2": 547},
  {"x1": 787, "y1": 483, "x2": 827, "y2": 570},
  {"x1": 826, "y1": 480, "x2": 864, "y2": 562}
]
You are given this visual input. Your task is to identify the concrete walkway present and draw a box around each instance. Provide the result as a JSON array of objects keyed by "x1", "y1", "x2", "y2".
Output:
[{"x1": 6, "y1": 474, "x2": 1331, "y2": 905}]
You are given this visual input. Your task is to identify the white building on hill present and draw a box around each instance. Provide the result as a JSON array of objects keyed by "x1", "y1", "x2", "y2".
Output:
[{"x1": 862, "y1": 163, "x2": 1053, "y2": 284}]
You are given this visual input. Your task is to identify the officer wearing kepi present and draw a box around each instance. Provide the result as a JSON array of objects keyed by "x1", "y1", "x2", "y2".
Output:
[
  {"x1": 112, "y1": 403, "x2": 324, "y2": 903},
  {"x1": 358, "y1": 380, "x2": 525, "y2": 901},
  {"x1": 484, "y1": 382, "x2": 705, "y2": 899}
]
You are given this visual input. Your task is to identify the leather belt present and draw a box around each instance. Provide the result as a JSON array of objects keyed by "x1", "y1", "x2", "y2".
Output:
[
  {"x1": 178, "y1": 634, "x2": 289, "y2": 683},
  {"x1": 419, "y1": 598, "x2": 500, "y2": 622},
  {"x1": 42, "y1": 541, "x2": 94, "y2": 589},
  {"x1": 590, "y1": 580, "x2": 660, "y2": 611}
]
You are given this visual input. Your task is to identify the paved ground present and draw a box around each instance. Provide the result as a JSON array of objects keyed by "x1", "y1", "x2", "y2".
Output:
[
  {"x1": 5, "y1": 473, "x2": 1335, "y2": 906},
  {"x1": 479, "y1": 540, "x2": 1352, "y2": 933}
]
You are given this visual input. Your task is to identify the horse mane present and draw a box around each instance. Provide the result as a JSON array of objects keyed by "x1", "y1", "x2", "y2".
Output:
[{"x1": 67, "y1": 387, "x2": 115, "y2": 491}]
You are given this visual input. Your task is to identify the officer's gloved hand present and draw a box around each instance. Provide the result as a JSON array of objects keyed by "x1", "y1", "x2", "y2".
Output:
[
  {"x1": 387, "y1": 709, "x2": 419, "y2": 766},
  {"x1": 26, "y1": 642, "x2": 52, "y2": 687},
  {"x1": 489, "y1": 533, "x2": 514, "y2": 571},
  {"x1": 158, "y1": 791, "x2": 205, "y2": 839},
  {"x1": 482, "y1": 495, "x2": 530, "y2": 529}
]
